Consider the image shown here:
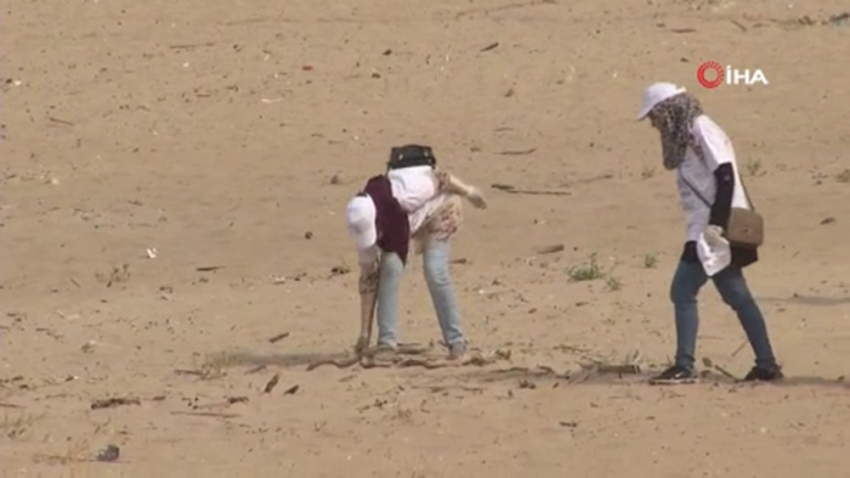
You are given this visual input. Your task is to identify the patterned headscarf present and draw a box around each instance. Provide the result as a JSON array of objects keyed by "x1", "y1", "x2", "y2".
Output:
[{"x1": 648, "y1": 93, "x2": 704, "y2": 170}]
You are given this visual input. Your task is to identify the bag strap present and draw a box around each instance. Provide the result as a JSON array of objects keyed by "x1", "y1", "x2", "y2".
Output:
[
  {"x1": 679, "y1": 172, "x2": 711, "y2": 208},
  {"x1": 689, "y1": 136, "x2": 756, "y2": 211},
  {"x1": 680, "y1": 169, "x2": 757, "y2": 212},
  {"x1": 736, "y1": 171, "x2": 756, "y2": 211}
]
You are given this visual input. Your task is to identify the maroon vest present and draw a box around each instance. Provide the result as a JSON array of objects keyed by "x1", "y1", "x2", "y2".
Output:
[{"x1": 361, "y1": 175, "x2": 411, "y2": 264}]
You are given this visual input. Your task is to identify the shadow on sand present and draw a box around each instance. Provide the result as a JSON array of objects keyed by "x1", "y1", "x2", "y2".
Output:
[
  {"x1": 456, "y1": 366, "x2": 850, "y2": 390},
  {"x1": 197, "y1": 348, "x2": 848, "y2": 390},
  {"x1": 199, "y1": 343, "x2": 446, "y2": 372},
  {"x1": 759, "y1": 294, "x2": 850, "y2": 307},
  {"x1": 213, "y1": 350, "x2": 352, "y2": 368}
]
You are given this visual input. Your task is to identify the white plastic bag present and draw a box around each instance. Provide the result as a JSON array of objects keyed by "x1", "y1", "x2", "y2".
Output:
[{"x1": 697, "y1": 233, "x2": 731, "y2": 277}]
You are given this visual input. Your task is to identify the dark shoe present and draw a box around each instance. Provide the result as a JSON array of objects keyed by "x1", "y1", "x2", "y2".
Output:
[
  {"x1": 649, "y1": 365, "x2": 698, "y2": 385},
  {"x1": 742, "y1": 364, "x2": 783, "y2": 382},
  {"x1": 448, "y1": 342, "x2": 466, "y2": 360}
]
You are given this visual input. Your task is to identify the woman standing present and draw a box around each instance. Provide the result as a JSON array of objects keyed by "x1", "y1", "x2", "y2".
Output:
[
  {"x1": 637, "y1": 82, "x2": 783, "y2": 383},
  {"x1": 344, "y1": 145, "x2": 487, "y2": 359}
]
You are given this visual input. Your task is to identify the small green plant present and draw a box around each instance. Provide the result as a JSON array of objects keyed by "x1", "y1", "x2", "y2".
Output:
[
  {"x1": 640, "y1": 166, "x2": 656, "y2": 180},
  {"x1": 605, "y1": 262, "x2": 623, "y2": 291},
  {"x1": 197, "y1": 351, "x2": 241, "y2": 380},
  {"x1": 643, "y1": 253, "x2": 658, "y2": 269},
  {"x1": 567, "y1": 253, "x2": 605, "y2": 282},
  {"x1": 744, "y1": 158, "x2": 762, "y2": 177},
  {"x1": 566, "y1": 254, "x2": 623, "y2": 292},
  {"x1": 32, "y1": 418, "x2": 110, "y2": 469},
  {"x1": 836, "y1": 169, "x2": 850, "y2": 183},
  {"x1": 1, "y1": 412, "x2": 44, "y2": 440},
  {"x1": 604, "y1": 275, "x2": 622, "y2": 291}
]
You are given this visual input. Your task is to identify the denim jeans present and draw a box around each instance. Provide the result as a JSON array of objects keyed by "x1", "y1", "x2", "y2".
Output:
[
  {"x1": 670, "y1": 259, "x2": 776, "y2": 370},
  {"x1": 376, "y1": 240, "x2": 465, "y2": 348}
]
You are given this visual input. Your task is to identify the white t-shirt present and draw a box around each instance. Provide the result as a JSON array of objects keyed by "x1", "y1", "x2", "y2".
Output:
[
  {"x1": 676, "y1": 115, "x2": 751, "y2": 242},
  {"x1": 387, "y1": 166, "x2": 447, "y2": 233},
  {"x1": 676, "y1": 115, "x2": 752, "y2": 276},
  {"x1": 356, "y1": 166, "x2": 447, "y2": 266}
]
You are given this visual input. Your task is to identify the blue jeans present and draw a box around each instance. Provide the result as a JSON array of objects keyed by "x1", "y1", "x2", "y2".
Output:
[
  {"x1": 670, "y1": 259, "x2": 776, "y2": 370},
  {"x1": 376, "y1": 240, "x2": 465, "y2": 348}
]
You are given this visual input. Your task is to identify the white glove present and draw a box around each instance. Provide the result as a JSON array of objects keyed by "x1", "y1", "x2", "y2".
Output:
[
  {"x1": 466, "y1": 187, "x2": 488, "y2": 209},
  {"x1": 703, "y1": 225, "x2": 726, "y2": 248}
]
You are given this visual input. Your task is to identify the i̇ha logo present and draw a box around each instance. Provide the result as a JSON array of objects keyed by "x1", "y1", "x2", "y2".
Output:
[{"x1": 696, "y1": 61, "x2": 769, "y2": 89}]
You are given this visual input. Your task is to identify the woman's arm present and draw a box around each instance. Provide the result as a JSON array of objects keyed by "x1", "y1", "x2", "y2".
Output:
[
  {"x1": 434, "y1": 169, "x2": 488, "y2": 209},
  {"x1": 709, "y1": 163, "x2": 734, "y2": 227},
  {"x1": 694, "y1": 118, "x2": 737, "y2": 230}
]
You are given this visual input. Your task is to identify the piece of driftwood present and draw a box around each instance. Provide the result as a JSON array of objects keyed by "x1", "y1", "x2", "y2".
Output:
[
  {"x1": 702, "y1": 357, "x2": 739, "y2": 380},
  {"x1": 455, "y1": 0, "x2": 555, "y2": 19},
  {"x1": 491, "y1": 184, "x2": 571, "y2": 196},
  {"x1": 730, "y1": 340, "x2": 747, "y2": 357},
  {"x1": 263, "y1": 373, "x2": 280, "y2": 393},
  {"x1": 91, "y1": 397, "x2": 141, "y2": 410},
  {"x1": 169, "y1": 42, "x2": 217, "y2": 50},
  {"x1": 731, "y1": 19, "x2": 748, "y2": 31},
  {"x1": 596, "y1": 364, "x2": 641, "y2": 375},
  {"x1": 174, "y1": 369, "x2": 204, "y2": 377},
  {"x1": 396, "y1": 358, "x2": 451, "y2": 369},
  {"x1": 48, "y1": 117, "x2": 74, "y2": 126},
  {"x1": 495, "y1": 147, "x2": 536, "y2": 156},
  {"x1": 170, "y1": 411, "x2": 239, "y2": 418},
  {"x1": 306, "y1": 346, "x2": 508, "y2": 371},
  {"x1": 714, "y1": 365, "x2": 739, "y2": 380},
  {"x1": 306, "y1": 355, "x2": 361, "y2": 371},
  {"x1": 307, "y1": 343, "x2": 431, "y2": 370},
  {"x1": 534, "y1": 244, "x2": 565, "y2": 254},
  {"x1": 269, "y1": 332, "x2": 290, "y2": 343},
  {"x1": 195, "y1": 397, "x2": 249, "y2": 410}
]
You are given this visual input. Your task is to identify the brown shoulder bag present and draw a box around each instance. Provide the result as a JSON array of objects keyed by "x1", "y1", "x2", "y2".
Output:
[{"x1": 680, "y1": 171, "x2": 764, "y2": 249}]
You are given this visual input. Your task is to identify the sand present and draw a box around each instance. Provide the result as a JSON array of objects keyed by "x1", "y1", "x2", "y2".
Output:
[{"x1": 2, "y1": 0, "x2": 850, "y2": 476}]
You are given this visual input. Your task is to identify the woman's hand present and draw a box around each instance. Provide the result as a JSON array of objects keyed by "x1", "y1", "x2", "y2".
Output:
[
  {"x1": 440, "y1": 172, "x2": 488, "y2": 209},
  {"x1": 703, "y1": 225, "x2": 726, "y2": 248},
  {"x1": 465, "y1": 186, "x2": 488, "y2": 209}
]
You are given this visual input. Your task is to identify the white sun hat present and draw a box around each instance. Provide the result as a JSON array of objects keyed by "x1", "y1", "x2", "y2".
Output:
[
  {"x1": 345, "y1": 195, "x2": 378, "y2": 250},
  {"x1": 637, "y1": 82, "x2": 687, "y2": 120}
]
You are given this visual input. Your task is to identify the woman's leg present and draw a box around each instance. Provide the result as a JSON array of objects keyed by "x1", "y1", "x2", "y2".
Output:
[
  {"x1": 652, "y1": 257, "x2": 708, "y2": 383},
  {"x1": 669, "y1": 259, "x2": 710, "y2": 370},
  {"x1": 375, "y1": 251, "x2": 404, "y2": 348},
  {"x1": 422, "y1": 240, "x2": 466, "y2": 356},
  {"x1": 711, "y1": 266, "x2": 779, "y2": 373}
]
